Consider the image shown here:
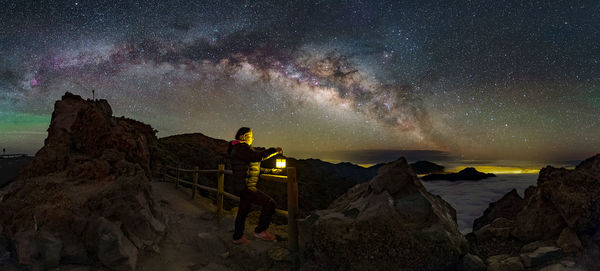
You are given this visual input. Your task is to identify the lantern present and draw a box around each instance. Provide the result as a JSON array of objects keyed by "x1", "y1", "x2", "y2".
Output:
[{"x1": 276, "y1": 157, "x2": 286, "y2": 168}]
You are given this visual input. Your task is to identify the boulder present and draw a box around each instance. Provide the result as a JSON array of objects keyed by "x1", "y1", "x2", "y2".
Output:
[
  {"x1": 456, "y1": 253, "x2": 486, "y2": 271},
  {"x1": 299, "y1": 157, "x2": 467, "y2": 270},
  {"x1": 556, "y1": 228, "x2": 581, "y2": 253},
  {"x1": 0, "y1": 93, "x2": 166, "y2": 271},
  {"x1": 520, "y1": 240, "x2": 556, "y2": 253},
  {"x1": 486, "y1": 255, "x2": 524, "y2": 271},
  {"x1": 473, "y1": 189, "x2": 524, "y2": 231},
  {"x1": 84, "y1": 217, "x2": 137, "y2": 271},
  {"x1": 511, "y1": 155, "x2": 600, "y2": 242},
  {"x1": 520, "y1": 246, "x2": 562, "y2": 268}
]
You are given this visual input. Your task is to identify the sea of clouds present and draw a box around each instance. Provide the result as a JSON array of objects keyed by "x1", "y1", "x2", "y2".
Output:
[{"x1": 421, "y1": 174, "x2": 539, "y2": 234}]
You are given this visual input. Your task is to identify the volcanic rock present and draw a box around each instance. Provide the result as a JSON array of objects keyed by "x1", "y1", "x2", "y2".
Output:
[
  {"x1": 421, "y1": 167, "x2": 496, "y2": 181},
  {"x1": 519, "y1": 246, "x2": 562, "y2": 268},
  {"x1": 299, "y1": 157, "x2": 467, "y2": 270},
  {"x1": 473, "y1": 189, "x2": 524, "y2": 231},
  {"x1": 556, "y1": 228, "x2": 582, "y2": 253},
  {"x1": 512, "y1": 155, "x2": 600, "y2": 242},
  {"x1": 486, "y1": 254, "x2": 524, "y2": 271},
  {"x1": 471, "y1": 154, "x2": 600, "y2": 271},
  {"x1": 0, "y1": 92, "x2": 165, "y2": 271},
  {"x1": 456, "y1": 253, "x2": 486, "y2": 271}
]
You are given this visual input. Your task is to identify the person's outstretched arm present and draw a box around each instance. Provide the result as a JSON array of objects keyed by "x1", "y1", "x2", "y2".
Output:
[{"x1": 235, "y1": 144, "x2": 278, "y2": 163}]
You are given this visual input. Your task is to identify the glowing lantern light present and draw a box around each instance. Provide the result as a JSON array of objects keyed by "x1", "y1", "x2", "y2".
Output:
[{"x1": 276, "y1": 158, "x2": 286, "y2": 169}]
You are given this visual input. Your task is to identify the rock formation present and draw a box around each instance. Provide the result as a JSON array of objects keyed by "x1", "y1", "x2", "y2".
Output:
[
  {"x1": 472, "y1": 188, "x2": 524, "y2": 231},
  {"x1": 469, "y1": 154, "x2": 600, "y2": 270},
  {"x1": 0, "y1": 93, "x2": 166, "y2": 271},
  {"x1": 299, "y1": 157, "x2": 468, "y2": 270},
  {"x1": 422, "y1": 167, "x2": 496, "y2": 181}
]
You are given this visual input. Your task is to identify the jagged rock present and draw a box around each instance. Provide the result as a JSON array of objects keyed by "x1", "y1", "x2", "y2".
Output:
[
  {"x1": 421, "y1": 167, "x2": 496, "y2": 181},
  {"x1": 474, "y1": 224, "x2": 511, "y2": 241},
  {"x1": 0, "y1": 93, "x2": 166, "y2": 271},
  {"x1": 511, "y1": 187, "x2": 567, "y2": 242},
  {"x1": 556, "y1": 228, "x2": 581, "y2": 253},
  {"x1": 521, "y1": 240, "x2": 556, "y2": 253},
  {"x1": 486, "y1": 255, "x2": 524, "y2": 271},
  {"x1": 456, "y1": 253, "x2": 486, "y2": 271},
  {"x1": 13, "y1": 229, "x2": 63, "y2": 271},
  {"x1": 85, "y1": 217, "x2": 137, "y2": 271},
  {"x1": 510, "y1": 155, "x2": 600, "y2": 243},
  {"x1": 299, "y1": 157, "x2": 467, "y2": 270},
  {"x1": 520, "y1": 246, "x2": 562, "y2": 268},
  {"x1": 473, "y1": 189, "x2": 524, "y2": 231},
  {"x1": 473, "y1": 217, "x2": 516, "y2": 241}
]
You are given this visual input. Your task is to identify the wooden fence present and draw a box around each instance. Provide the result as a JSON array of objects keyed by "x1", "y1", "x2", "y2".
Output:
[{"x1": 161, "y1": 164, "x2": 299, "y2": 254}]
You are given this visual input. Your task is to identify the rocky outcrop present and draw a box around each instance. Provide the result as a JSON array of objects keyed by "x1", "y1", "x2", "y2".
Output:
[
  {"x1": 421, "y1": 167, "x2": 496, "y2": 181},
  {"x1": 469, "y1": 154, "x2": 600, "y2": 271},
  {"x1": 0, "y1": 92, "x2": 165, "y2": 271},
  {"x1": 299, "y1": 157, "x2": 467, "y2": 270},
  {"x1": 473, "y1": 189, "x2": 524, "y2": 231}
]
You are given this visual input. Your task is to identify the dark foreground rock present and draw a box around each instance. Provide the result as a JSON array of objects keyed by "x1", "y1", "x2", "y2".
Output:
[
  {"x1": 0, "y1": 92, "x2": 166, "y2": 271},
  {"x1": 422, "y1": 167, "x2": 496, "y2": 181},
  {"x1": 472, "y1": 189, "x2": 524, "y2": 231},
  {"x1": 469, "y1": 154, "x2": 600, "y2": 270},
  {"x1": 299, "y1": 157, "x2": 467, "y2": 270}
]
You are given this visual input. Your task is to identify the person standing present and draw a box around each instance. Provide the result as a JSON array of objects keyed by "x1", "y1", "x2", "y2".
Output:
[{"x1": 227, "y1": 127, "x2": 282, "y2": 244}]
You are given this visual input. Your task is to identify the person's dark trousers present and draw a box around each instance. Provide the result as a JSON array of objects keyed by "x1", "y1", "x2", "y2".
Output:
[{"x1": 233, "y1": 188, "x2": 276, "y2": 240}]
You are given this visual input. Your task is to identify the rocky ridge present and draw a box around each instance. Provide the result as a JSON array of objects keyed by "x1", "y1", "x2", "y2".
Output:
[
  {"x1": 0, "y1": 93, "x2": 166, "y2": 271},
  {"x1": 299, "y1": 157, "x2": 468, "y2": 270},
  {"x1": 468, "y1": 154, "x2": 600, "y2": 271}
]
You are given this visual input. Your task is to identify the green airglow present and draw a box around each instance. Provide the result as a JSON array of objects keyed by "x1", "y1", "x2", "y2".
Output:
[{"x1": 0, "y1": 112, "x2": 50, "y2": 133}]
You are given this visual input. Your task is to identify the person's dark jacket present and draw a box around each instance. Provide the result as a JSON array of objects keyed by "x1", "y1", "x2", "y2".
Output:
[{"x1": 227, "y1": 140, "x2": 278, "y2": 195}]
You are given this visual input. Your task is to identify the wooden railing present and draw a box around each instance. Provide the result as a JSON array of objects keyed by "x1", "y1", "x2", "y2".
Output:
[{"x1": 160, "y1": 164, "x2": 299, "y2": 254}]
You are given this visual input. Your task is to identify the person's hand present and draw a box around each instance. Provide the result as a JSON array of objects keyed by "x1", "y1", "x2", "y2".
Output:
[{"x1": 275, "y1": 147, "x2": 283, "y2": 154}]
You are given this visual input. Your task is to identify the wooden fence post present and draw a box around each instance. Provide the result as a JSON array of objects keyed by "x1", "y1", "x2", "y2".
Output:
[
  {"x1": 287, "y1": 167, "x2": 299, "y2": 254},
  {"x1": 192, "y1": 166, "x2": 199, "y2": 200},
  {"x1": 217, "y1": 164, "x2": 225, "y2": 216}
]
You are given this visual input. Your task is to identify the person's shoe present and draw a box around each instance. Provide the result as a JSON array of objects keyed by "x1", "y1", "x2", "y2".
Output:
[
  {"x1": 254, "y1": 230, "x2": 276, "y2": 241},
  {"x1": 233, "y1": 236, "x2": 250, "y2": 244}
]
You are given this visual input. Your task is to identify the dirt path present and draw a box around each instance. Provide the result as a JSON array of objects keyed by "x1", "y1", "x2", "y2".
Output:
[{"x1": 137, "y1": 182, "x2": 294, "y2": 271}]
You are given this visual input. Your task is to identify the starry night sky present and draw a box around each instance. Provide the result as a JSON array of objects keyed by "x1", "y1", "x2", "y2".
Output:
[{"x1": 1, "y1": 0, "x2": 599, "y2": 167}]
